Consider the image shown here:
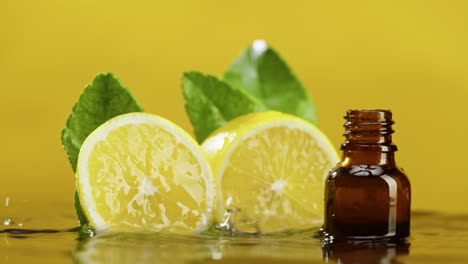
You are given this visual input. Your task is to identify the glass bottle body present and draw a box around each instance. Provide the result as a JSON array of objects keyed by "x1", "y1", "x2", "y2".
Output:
[{"x1": 324, "y1": 110, "x2": 411, "y2": 241}]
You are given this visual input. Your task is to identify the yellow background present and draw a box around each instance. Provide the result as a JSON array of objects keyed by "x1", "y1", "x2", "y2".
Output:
[{"x1": 1, "y1": 0, "x2": 467, "y2": 216}]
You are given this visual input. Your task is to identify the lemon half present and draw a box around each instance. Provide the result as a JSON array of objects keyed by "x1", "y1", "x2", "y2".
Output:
[
  {"x1": 202, "y1": 111, "x2": 339, "y2": 233},
  {"x1": 76, "y1": 113, "x2": 214, "y2": 233}
]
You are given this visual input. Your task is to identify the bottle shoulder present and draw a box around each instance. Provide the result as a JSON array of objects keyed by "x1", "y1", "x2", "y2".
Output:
[
  {"x1": 326, "y1": 165, "x2": 411, "y2": 192},
  {"x1": 327, "y1": 162, "x2": 409, "y2": 181}
]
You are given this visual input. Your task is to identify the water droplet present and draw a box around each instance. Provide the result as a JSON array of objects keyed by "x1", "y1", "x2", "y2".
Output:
[
  {"x1": 3, "y1": 218, "x2": 14, "y2": 226},
  {"x1": 217, "y1": 210, "x2": 232, "y2": 232},
  {"x1": 5, "y1": 196, "x2": 10, "y2": 207},
  {"x1": 226, "y1": 196, "x2": 233, "y2": 206},
  {"x1": 252, "y1": 39, "x2": 268, "y2": 58}
]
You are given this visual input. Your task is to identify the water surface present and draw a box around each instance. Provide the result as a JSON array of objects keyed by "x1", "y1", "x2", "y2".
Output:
[{"x1": 1, "y1": 200, "x2": 467, "y2": 263}]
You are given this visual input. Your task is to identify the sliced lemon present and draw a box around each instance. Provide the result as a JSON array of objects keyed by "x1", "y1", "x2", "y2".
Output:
[
  {"x1": 202, "y1": 111, "x2": 339, "y2": 233},
  {"x1": 76, "y1": 113, "x2": 214, "y2": 233}
]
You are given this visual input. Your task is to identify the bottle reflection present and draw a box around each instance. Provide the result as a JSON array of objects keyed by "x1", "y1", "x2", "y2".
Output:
[{"x1": 322, "y1": 240, "x2": 410, "y2": 264}]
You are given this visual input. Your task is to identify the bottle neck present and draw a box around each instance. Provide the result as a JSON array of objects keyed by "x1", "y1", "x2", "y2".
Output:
[{"x1": 341, "y1": 110, "x2": 397, "y2": 166}]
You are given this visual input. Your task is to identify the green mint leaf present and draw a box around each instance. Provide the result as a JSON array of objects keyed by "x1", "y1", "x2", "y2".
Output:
[
  {"x1": 61, "y1": 73, "x2": 144, "y2": 172},
  {"x1": 61, "y1": 73, "x2": 143, "y2": 225},
  {"x1": 182, "y1": 71, "x2": 267, "y2": 143},
  {"x1": 74, "y1": 191, "x2": 87, "y2": 226},
  {"x1": 223, "y1": 40, "x2": 318, "y2": 125}
]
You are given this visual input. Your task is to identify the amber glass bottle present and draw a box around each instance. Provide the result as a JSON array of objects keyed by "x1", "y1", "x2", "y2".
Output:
[{"x1": 324, "y1": 110, "x2": 410, "y2": 241}]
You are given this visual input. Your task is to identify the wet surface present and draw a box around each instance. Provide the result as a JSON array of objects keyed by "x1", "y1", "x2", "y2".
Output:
[{"x1": 1, "y1": 204, "x2": 468, "y2": 263}]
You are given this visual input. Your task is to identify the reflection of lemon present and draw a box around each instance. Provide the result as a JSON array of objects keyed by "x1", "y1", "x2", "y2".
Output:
[
  {"x1": 202, "y1": 111, "x2": 339, "y2": 233},
  {"x1": 74, "y1": 233, "x2": 210, "y2": 264},
  {"x1": 76, "y1": 113, "x2": 214, "y2": 233}
]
